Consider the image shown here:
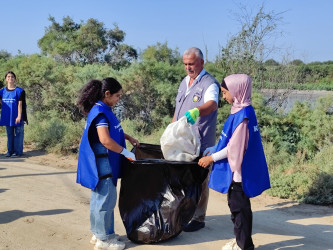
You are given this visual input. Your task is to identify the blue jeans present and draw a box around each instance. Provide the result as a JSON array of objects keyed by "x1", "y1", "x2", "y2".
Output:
[
  {"x1": 6, "y1": 125, "x2": 24, "y2": 155},
  {"x1": 90, "y1": 143, "x2": 117, "y2": 241}
]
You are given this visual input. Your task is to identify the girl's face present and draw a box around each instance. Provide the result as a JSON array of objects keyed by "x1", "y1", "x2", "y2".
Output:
[
  {"x1": 221, "y1": 87, "x2": 233, "y2": 105},
  {"x1": 5, "y1": 73, "x2": 16, "y2": 85},
  {"x1": 104, "y1": 89, "x2": 123, "y2": 107}
]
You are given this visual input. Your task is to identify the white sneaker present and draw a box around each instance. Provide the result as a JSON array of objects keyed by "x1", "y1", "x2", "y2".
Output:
[
  {"x1": 90, "y1": 234, "x2": 120, "y2": 244},
  {"x1": 94, "y1": 237, "x2": 125, "y2": 250},
  {"x1": 90, "y1": 235, "x2": 98, "y2": 244},
  {"x1": 222, "y1": 239, "x2": 241, "y2": 250}
]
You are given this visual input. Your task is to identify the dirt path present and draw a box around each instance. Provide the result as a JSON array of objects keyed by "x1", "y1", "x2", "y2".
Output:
[{"x1": 0, "y1": 147, "x2": 332, "y2": 250}]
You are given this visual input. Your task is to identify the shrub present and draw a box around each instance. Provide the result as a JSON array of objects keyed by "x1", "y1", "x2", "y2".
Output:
[
  {"x1": 267, "y1": 145, "x2": 333, "y2": 205},
  {"x1": 302, "y1": 146, "x2": 333, "y2": 205},
  {"x1": 121, "y1": 118, "x2": 165, "y2": 149},
  {"x1": 25, "y1": 116, "x2": 66, "y2": 150},
  {"x1": 25, "y1": 112, "x2": 84, "y2": 154}
]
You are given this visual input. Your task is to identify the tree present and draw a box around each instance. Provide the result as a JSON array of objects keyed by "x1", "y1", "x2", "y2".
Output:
[
  {"x1": 217, "y1": 4, "x2": 284, "y2": 82},
  {"x1": 290, "y1": 59, "x2": 304, "y2": 66},
  {"x1": 264, "y1": 59, "x2": 279, "y2": 66},
  {"x1": 38, "y1": 16, "x2": 137, "y2": 67},
  {"x1": 38, "y1": 16, "x2": 82, "y2": 63},
  {"x1": 75, "y1": 18, "x2": 108, "y2": 64},
  {"x1": 104, "y1": 24, "x2": 138, "y2": 69},
  {"x1": 141, "y1": 42, "x2": 181, "y2": 65},
  {"x1": 215, "y1": 4, "x2": 305, "y2": 112},
  {"x1": 0, "y1": 50, "x2": 11, "y2": 61}
]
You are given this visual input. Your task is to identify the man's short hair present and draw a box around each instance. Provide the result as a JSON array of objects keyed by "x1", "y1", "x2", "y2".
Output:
[{"x1": 183, "y1": 47, "x2": 204, "y2": 61}]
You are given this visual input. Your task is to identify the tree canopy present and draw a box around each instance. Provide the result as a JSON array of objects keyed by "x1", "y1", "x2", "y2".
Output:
[
  {"x1": 141, "y1": 42, "x2": 181, "y2": 65},
  {"x1": 38, "y1": 16, "x2": 137, "y2": 68}
]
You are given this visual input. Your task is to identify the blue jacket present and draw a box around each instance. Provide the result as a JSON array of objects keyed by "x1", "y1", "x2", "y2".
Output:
[
  {"x1": 208, "y1": 106, "x2": 270, "y2": 197},
  {"x1": 76, "y1": 101, "x2": 126, "y2": 189}
]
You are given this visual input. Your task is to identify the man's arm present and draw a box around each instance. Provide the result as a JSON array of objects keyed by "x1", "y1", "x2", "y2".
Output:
[
  {"x1": 197, "y1": 100, "x2": 217, "y2": 117},
  {"x1": 185, "y1": 100, "x2": 217, "y2": 125}
]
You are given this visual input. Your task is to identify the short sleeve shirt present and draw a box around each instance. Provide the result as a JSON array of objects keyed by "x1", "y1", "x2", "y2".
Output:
[
  {"x1": 184, "y1": 69, "x2": 219, "y2": 104},
  {"x1": 88, "y1": 113, "x2": 109, "y2": 144}
]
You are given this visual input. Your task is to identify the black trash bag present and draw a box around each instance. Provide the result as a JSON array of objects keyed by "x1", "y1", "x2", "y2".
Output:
[{"x1": 119, "y1": 143, "x2": 208, "y2": 244}]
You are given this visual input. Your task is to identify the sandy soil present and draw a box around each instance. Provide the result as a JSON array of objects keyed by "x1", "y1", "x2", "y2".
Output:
[{"x1": 0, "y1": 139, "x2": 332, "y2": 250}]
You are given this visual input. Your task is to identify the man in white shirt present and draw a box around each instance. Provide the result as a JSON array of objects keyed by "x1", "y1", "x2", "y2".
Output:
[{"x1": 172, "y1": 47, "x2": 220, "y2": 232}]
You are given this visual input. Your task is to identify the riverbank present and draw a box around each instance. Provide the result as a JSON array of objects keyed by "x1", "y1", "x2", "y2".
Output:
[{"x1": 260, "y1": 89, "x2": 332, "y2": 113}]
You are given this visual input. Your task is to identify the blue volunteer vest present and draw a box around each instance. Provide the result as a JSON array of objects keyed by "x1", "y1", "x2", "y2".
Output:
[
  {"x1": 208, "y1": 106, "x2": 270, "y2": 197},
  {"x1": 0, "y1": 87, "x2": 24, "y2": 126},
  {"x1": 76, "y1": 101, "x2": 126, "y2": 190}
]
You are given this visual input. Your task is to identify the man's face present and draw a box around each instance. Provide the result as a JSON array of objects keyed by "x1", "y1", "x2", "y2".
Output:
[{"x1": 183, "y1": 53, "x2": 204, "y2": 80}]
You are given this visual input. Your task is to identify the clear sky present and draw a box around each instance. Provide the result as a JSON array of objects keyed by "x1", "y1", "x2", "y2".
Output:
[{"x1": 1, "y1": 0, "x2": 332, "y2": 63}]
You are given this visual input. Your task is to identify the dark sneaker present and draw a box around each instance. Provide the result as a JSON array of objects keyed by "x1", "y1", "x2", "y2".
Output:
[
  {"x1": 11, "y1": 153, "x2": 23, "y2": 158},
  {"x1": 183, "y1": 220, "x2": 205, "y2": 232},
  {"x1": 5, "y1": 152, "x2": 11, "y2": 157}
]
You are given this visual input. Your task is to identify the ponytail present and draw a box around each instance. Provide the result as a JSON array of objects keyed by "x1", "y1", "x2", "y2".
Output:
[
  {"x1": 77, "y1": 77, "x2": 122, "y2": 115},
  {"x1": 77, "y1": 79, "x2": 103, "y2": 115}
]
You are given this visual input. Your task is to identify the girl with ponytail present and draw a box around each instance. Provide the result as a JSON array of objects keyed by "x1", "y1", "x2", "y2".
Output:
[{"x1": 77, "y1": 77, "x2": 139, "y2": 250}]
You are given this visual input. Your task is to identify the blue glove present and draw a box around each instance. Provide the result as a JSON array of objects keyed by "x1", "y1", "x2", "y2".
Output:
[
  {"x1": 185, "y1": 108, "x2": 200, "y2": 125},
  {"x1": 203, "y1": 145, "x2": 217, "y2": 156}
]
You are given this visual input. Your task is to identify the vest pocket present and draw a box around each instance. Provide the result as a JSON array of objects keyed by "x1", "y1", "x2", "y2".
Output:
[{"x1": 176, "y1": 90, "x2": 184, "y2": 103}]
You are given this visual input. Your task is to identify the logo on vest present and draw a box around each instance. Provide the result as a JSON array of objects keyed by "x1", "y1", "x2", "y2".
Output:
[
  {"x1": 193, "y1": 95, "x2": 199, "y2": 102},
  {"x1": 3, "y1": 98, "x2": 16, "y2": 103},
  {"x1": 253, "y1": 125, "x2": 259, "y2": 132},
  {"x1": 114, "y1": 123, "x2": 123, "y2": 132}
]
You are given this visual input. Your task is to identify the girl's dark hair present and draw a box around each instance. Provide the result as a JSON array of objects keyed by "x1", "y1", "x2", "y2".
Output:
[
  {"x1": 5, "y1": 71, "x2": 16, "y2": 79},
  {"x1": 220, "y1": 79, "x2": 228, "y2": 90},
  {"x1": 77, "y1": 77, "x2": 122, "y2": 115}
]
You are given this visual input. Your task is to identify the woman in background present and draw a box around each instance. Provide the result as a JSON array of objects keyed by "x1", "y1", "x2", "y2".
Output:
[{"x1": 0, "y1": 71, "x2": 28, "y2": 157}]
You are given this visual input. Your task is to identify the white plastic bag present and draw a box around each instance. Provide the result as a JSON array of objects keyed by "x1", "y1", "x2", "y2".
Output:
[{"x1": 160, "y1": 116, "x2": 201, "y2": 161}]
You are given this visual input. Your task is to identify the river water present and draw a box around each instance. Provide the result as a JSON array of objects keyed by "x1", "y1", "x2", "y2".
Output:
[{"x1": 260, "y1": 89, "x2": 332, "y2": 113}]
